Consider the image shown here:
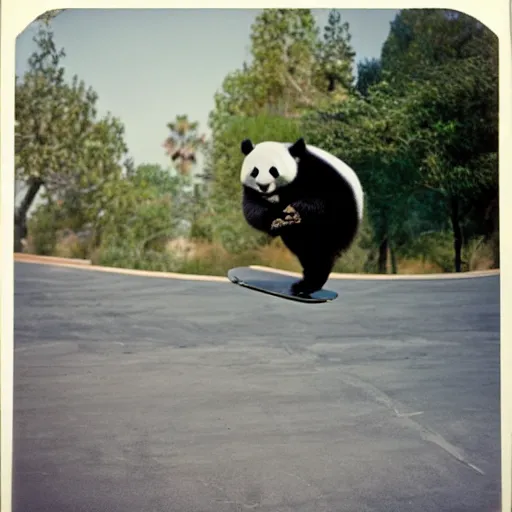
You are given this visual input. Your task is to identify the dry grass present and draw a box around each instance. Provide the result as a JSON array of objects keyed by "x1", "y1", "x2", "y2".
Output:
[
  {"x1": 254, "y1": 239, "x2": 302, "y2": 272},
  {"x1": 24, "y1": 231, "x2": 87, "y2": 259},
  {"x1": 53, "y1": 233, "x2": 86, "y2": 259},
  {"x1": 395, "y1": 258, "x2": 445, "y2": 274},
  {"x1": 165, "y1": 237, "x2": 198, "y2": 259},
  {"x1": 465, "y1": 237, "x2": 496, "y2": 271},
  {"x1": 165, "y1": 237, "x2": 303, "y2": 274}
]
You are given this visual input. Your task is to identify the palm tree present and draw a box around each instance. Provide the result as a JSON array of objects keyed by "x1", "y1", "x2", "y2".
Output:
[{"x1": 162, "y1": 115, "x2": 206, "y2": 175}]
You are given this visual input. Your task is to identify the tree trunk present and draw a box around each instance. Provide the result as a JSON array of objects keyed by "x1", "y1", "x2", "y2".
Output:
[
  {"x1": 14, "y1": 178, "x2": 43, "y2": 253},
  {"x1": 13, "y1": 219, "x2": 24, "y2": 252},
  {"x1": 389, "y1": 242, "x2": 398, "y2": 274},
  {"x1": 378, "y1": 236, "x2": 388, "y2": 274},
  {"x1": 450, "y1": 195, "x2": 462, "y2": 272},
  {"x1": 327, "y1": 75, "x2": 336, "y2": 93}
]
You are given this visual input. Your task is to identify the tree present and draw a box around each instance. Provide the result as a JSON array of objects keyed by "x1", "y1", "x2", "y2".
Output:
[
  {"x1": 15, "y1": 26, "x2": 129, "y2": 252},
  {"x1": 130, "y1": 162, "x2": 197, "y2": 231},
  {"x1": 162, "y1": 114, "x2": 206, "y2": 175},
  {"x1": 209, "y1": 65, "x2": 264, "y2": 135},
  {"x1": 355, "y1": 58, "x2": 382, "y2": 97},
  {"x1": 380, "y1": 9, "x2": 498, "y2": 271},
  {"x1": 34, "y1": 9, "x2": 66, "y2": 26},
  {"x1": 249, "y1": 9, "x2": 319, "y2": 116},
  {"x1": 300, "y1": 8, "x2": 498, "y2": 274},
  {"x1": 302, "y1": 84, "x2": 422, "y2": 273},
  {"x1": 208, "y1": 9, "x2": 358, "y2": 137},
  {"x1": 381, "y1": 9, "x2": 497, "y2": 86},
  {"x1": 314, "y1": 9, "x2": 356, "y2": 99},
  {"x1": 209, "y1": 8, "x2": 324, "y2": 132},
  {"x1": 400, "y1": 58, "x2": 498, "y2": 271},
  {"x1": 99, "y1": 178, "x2": 176, "y2": 255}
]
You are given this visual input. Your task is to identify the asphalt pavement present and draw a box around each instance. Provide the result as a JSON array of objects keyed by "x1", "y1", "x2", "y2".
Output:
[{"x1": 13, "y1": 261, "x2": 501, "y2": 512}]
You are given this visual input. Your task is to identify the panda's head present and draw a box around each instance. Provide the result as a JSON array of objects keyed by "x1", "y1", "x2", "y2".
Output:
[{"x1": 240, "y1": 138, "x2": 307, "y2": 199}]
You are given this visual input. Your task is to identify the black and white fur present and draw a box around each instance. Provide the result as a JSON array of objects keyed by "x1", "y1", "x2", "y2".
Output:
[{"x1": 240, "y1": 137, "x2": 364, "y2": 296}]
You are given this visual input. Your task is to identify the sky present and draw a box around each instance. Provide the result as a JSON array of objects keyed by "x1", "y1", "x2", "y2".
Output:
[{"x1": 15, "y1": 8, "x2": 399, "y2": 174}]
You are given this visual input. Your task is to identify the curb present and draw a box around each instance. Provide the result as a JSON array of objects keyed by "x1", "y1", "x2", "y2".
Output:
[
  {"x1": 14, "y1": 253, "x2": 500, "y2": 282},
  {"x1": 13, "y1": 253, "x2": 229, "y2": 282},
  {"x1": 14, "y1": 253, "x2": 92, "y2": 266},
  {"x1": 249, "y1": 265, "x2": 500, "y2": 281}
]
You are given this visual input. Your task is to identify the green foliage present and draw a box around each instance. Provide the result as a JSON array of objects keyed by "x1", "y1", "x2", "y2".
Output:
[
  {"x1": 379, "y1": 9, "x2": 498, "y2": 271},
  {"x1": 15, "y1": 26, "x2": 129, "y2": 253},
  {"x1": 16, "y1": 28, "x2": 128, "y2": 187},
  {"x1": 400, "y1": 58, "x2": 498, "y2": 197},
  {"x1": 355, "y1": 58, "x2": 382, "y2": 97},
  {"x1": 99, "y1": 163, "x2": 194, "y2": 251},
  {"x1": 248, "y1": 8, "x2": 319, "y2": 115},
  {"x1": 314, "y1": 9, "x2": 356, "y2": 98},
  {"x1": 302, "y1": 80, "x2": 421, "y2": 259},
  {"x1": 331, "y1": 212, "x2": 376, "y2": 274},
  {"x1": 27, "y1": 203, "x2": 61, "y2": 255},
  {"x1": 397, "y1": 231, "x2": 455, "y2": 272},
  {"x1": 381, "y1": 9, "x2": 497, "y2": 87},
  {"x1": 209, "y1": 66, "x2": 262, "y2": 133},
  {"x1": 130, "y1": 162, "x2": 196, "y2": 223},
  {"x1": 131, "y1": 162, "x2": 185, "y2": 194},
  {"x1": 395, "y1": 230, "x2": 495, "y2": 273},
  {"x1": 16, "y1": 25, "x2": 203, "y2": 262},
  {"x1": 34, "y1": 9, "x2": 66, "y2": 26},
  {"x1": 209, "y1": 10, "x2": 317, "y2": 130},
  {"x1": 302, "y1": 9, "x2": 498, "y2": 273},
  {"x1": 379, "y1": 8, "x2": 498, "y2": 197},
  {"x1": 209, "y1": 8, "x2": 356, "y2": 132}
]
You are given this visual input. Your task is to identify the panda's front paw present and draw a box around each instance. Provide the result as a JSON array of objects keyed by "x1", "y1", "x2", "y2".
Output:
[
  {"x1": 270, "y1": 218, "x2": 287, "y2": 231},
  {"x1": 283, "y1": 205, "x2": 297, "y2": 214},
  {"x1": 270, "y1": 206, "x2": 301, "y2": 232},
  {"x1": 283, "y1": 205, "x2": 301, "y2": 224}
]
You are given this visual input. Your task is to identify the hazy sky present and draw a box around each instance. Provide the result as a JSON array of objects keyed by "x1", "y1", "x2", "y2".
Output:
[{"x1": 15, "y1": 8, "x2": 399, "y2": 171}]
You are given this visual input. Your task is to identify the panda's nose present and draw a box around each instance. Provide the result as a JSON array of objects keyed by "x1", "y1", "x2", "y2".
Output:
[{"x1": 258, "y1": 183, "x2": 270, "y2": 192}]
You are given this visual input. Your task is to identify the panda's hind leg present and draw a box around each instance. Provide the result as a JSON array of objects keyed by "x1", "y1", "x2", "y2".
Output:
[{"x1": 291, "y1": 253, "x2": 335, "y2": 296}]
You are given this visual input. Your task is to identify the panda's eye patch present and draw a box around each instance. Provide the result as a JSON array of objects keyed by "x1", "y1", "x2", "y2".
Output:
[
  {"x1": 250, "y1": 167, "x2": 259, "y2": 178},
  {"x1": 269, "y1": 167, "x2": 279, "y2": 178}
]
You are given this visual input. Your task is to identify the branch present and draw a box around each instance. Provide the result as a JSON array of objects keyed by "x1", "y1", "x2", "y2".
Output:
[
  {"x1": 16, "y1": 177, "x2": 43, "y2": 219},
  {"x1": 35, "y1": 9, "x2": 67, "y2": 25},
  {"x1": 285, "y1": 73, "x2": 315, "y2": 106}
]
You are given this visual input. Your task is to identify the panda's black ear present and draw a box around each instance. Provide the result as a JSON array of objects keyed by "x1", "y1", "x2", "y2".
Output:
[
  {"x1": 288, "y1": 137, "x2": 307, "y2": 158},
  {"x1": 241, "y1": 139, "x2": 254, "y2": 156}
]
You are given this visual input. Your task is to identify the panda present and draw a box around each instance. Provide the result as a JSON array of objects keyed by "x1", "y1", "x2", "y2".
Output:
[{"x1": 240, "y1": 137, "x2": 364, "y2": 296}]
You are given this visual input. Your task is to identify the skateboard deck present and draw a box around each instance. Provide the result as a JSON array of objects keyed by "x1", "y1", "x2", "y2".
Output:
[{"x1": 227, "y1": 266, "x2": 338, "y2": 304}]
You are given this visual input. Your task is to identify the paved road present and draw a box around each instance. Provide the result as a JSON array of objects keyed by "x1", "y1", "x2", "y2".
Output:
[{"x1": 13, "y1": 262, "x2": 501, "y2": 512}]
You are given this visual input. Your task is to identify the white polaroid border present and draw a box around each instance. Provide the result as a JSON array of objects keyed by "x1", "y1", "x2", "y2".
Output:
[{"x1": 1, "y1": 2, "x2": 509, "y2": 512}]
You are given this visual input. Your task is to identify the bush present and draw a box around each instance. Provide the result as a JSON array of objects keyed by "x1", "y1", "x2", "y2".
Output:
[
  {"x1": 395, "y1": 230, "x2": 499, "y2": 273},
  {"x1": 26, "y1": 205, "x2": 60, "y2": 255},
  {"x1": 189, "y1": 213, "x2": 214, "y2": 242},
  {"x1": 92, "y1": 244, "x2": 180, "y2": 272},
  {"x1": 332, "y1": 242, "x2": 372, "y2": 274},
  {"x1": 465, "y1": 236, "x2": 497, "y2": 271},
  {"x1": 54, "y1": 231, "x2": 89, "y2": 259},
  {"x1": 397, "y1": 231, "x2": 455, "y2": 272}
]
